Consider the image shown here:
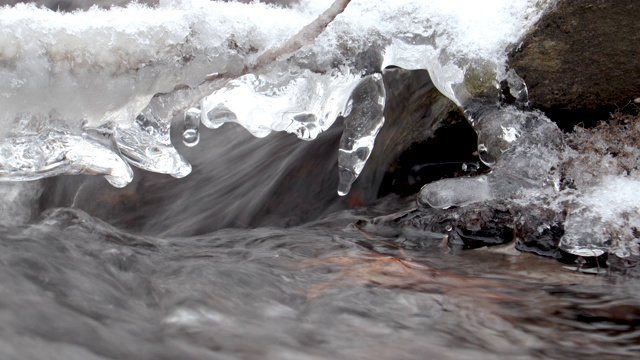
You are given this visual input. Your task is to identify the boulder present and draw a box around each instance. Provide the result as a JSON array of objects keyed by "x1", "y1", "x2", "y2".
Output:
[{"x1": 509, "y1": 0, "x2": 640, "y2": 128}]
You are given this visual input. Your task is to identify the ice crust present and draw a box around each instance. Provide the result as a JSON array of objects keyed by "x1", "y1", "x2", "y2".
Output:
[{"x1": 0, "y1": 0, "x2": 553, "y2": 192}]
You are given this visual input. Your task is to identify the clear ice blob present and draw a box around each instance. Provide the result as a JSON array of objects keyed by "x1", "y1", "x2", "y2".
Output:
[
  {"x1": 203, "y1": 106, "x2": 237, "y2": 129},
  {"x1": 419, "y1": 176, "x2": 492, "y2": 209},
  {"x1": 199, "y1": 68, "x2": 360, "y2": 140},
  {"x1": 115, "y1": 114, "x2": 191, "y2": 178},
  {"x1": 560, "y1": 209, "x2": 608, "y2": 258},
  {"x1": 183, "y1": 108, "x2": 201, "y2": 147}
]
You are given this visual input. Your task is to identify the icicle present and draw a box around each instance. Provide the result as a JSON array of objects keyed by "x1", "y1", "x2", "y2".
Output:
[{"x1": 337, "y1": 73, "x2": 386, "y2": 196}]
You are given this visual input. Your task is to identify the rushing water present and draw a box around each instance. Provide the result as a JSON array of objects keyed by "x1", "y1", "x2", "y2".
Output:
[
  {"x1": 0, "y1": 68, "x2": 637, "y2": 359},
  {"x1": 3, "y1": 200, "x2": 640, "y2": 359},
  {"x1": 2, "y1": 1, "x2": 640, "y2": 359}
]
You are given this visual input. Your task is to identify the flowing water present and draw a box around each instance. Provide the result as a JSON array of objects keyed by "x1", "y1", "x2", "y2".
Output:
[
  {"x1": 0, "y1": 68, "x2": 638, "y2": 359},
  {"x1": 1, "y1": 1, "x2": 640, "y2": 359},
  {"x1": 3, "y1": 197, "x2": 640, "y2": 359}
]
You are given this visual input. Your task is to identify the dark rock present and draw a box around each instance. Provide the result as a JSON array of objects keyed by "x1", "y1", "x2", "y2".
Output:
[
  {"x1": 509, "y1": 0, "x2": 640, "y2": 129},
  {"x1": 361, "y1": 200, "x2": 525, "y2": 250},
  {"x1": 514, "y1": 205, "x2": 565, "y2": 258},
  {"x1": 375, "y1": 111, "x2": 483, "y2": 198},
  {"x1": 353, "y1": 69, "x2": 477, "y2": 201}
]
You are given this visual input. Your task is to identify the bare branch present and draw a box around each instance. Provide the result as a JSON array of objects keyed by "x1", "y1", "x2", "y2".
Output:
[
  {"x1": 253, "y1": 0, "x2": 352, "y2": 70},
  {"x1": 157, "y1": 0, "x2": 353, "y2": 121}
]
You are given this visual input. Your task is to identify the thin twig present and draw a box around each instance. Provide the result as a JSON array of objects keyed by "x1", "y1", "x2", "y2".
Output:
[
  {"x1": 147, "y1": 0, "x2": 351, "y2": 126},
  {"x1": 182, "y1": 0, "x2": 352, "y2": 116},
  {"x1": 253, "y1": 0, "x2": 352, "y2": 70}
]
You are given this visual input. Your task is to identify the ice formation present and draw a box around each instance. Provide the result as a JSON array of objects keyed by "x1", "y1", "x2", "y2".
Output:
[
  {"x1": 417, "y1": 104, "x2": 640, "y2": 259},
  {"x1": 6, "y1": 0, "x2": 636, "y2": 259},
  {"x1": 0, "y1": 0, "x2": 553, "y2": 192}
]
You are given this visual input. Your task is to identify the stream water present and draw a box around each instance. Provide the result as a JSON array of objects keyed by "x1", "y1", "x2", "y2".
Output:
[
  {"x1": 2, "y1": 197, "x2": 640, "y2": 359},
  {"x1": 1, "y1": 1, "x2": 640, "y2": 359},
  {"x1": 0, "y1": 68, "x2": 638, "y2": 359}
]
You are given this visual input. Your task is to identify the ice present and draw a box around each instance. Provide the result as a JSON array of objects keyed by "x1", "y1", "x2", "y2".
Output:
[
  {"x1": 199, "y1": 68, "x2": 361, "y2": 140},
  {"x1": 182, "y1": 108, "x2": 201, "y2": 147},
  {"x1": 337, "y1": 73, "x2": 386, "y2": 195},
  {"x1": 419, "y1": 102, "x2": 640, "y2": 259},
  {"x1": 0, "y1": 0, "x2": 554, "y2": 191},
  {"x1": 0, "y1": 129, "x2": 133, "y2": 187},
  {"x1": 419, "y1": 105, "x2": 563, "y2": 206},
  {"x1": 419, "y1": 176, "x2": 492, "y2": 209},
  {"x1": 581, "y1": 177, "x2": 640, "y2": 225},
  {"x1": 0, "y1": 0, "x2": 359, "y2": 185},
  {"x1": 560, "y1": 177, "x2": 640, "y2": 258},
  {"x1": 115, "y1": 114, "x2": 191, "y2": 178},
  {"x1": 503, "y1": 68, "x2": 529, "y2": 105}
]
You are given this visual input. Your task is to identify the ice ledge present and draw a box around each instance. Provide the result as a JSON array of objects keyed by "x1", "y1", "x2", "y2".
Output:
[{"x1": 0, "y1": 0, "x2": 554, "y2": 194}]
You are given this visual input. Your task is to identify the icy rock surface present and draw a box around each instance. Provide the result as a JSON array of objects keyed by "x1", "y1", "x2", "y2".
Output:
[
  {"x1": 418, "y1": 105, "x2": 640, "y2": 259},
  {"x1": 0, "y1": 0, "x2": 553, "y2": 193}
]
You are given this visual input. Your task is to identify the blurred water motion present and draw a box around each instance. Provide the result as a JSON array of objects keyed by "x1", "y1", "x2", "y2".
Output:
[
  {"x1": 2, "y1": 205, "x2": 639, "y2": 360},
  {"x1": 1, "y1": 1, "x2": 640, "y2": 359},
  {"x1": 0, "y1": 68, "x2": 634, "y2": 360}
]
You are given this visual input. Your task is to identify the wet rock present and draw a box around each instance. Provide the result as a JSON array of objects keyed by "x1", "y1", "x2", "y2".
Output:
[
  {"x1": 362, "y1": 199, "x2": 556, "y2": 251},
  {"x1": 363, "y1": 112, "x2": 640, "y2": 269},
  {"x1": 354, "y1": 69, "x2": 480, "y2": 201},
  {"x1": 509, "y1": 0, "x2": 640, "y2": 128},
  {"x1": 362, "y1": 198, "x2": 614, "y2": 271}
]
